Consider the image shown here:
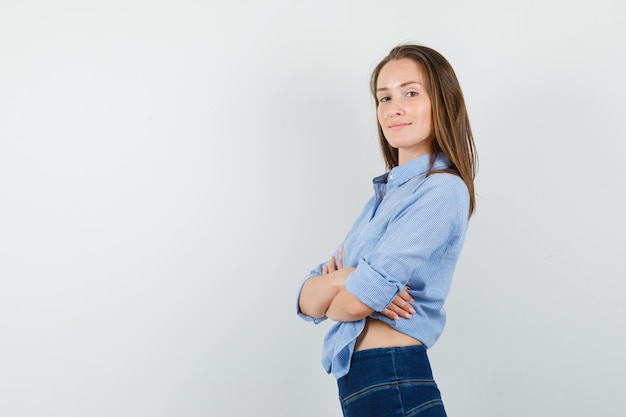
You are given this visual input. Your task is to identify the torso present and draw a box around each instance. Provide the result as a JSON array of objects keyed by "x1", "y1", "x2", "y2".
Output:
[{"x1": 354, "y1": 317, "x2": 423, "y2": 351}]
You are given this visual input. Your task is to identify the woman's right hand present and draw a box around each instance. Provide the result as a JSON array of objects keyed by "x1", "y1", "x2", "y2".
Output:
[
  {"x1": 322, "y1": 246, "x2": 345, "y2": 275},
  {"x1": 322, "y1": 246, "x2": 355, "y2": 286}
]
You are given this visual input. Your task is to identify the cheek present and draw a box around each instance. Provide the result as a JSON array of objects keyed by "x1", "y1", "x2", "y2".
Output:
[{"x1": 421, "y1": 107, "x2": 433, "y2": 127}]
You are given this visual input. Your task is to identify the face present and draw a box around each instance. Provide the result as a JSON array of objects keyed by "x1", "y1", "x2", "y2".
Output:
[{"x1": 376, "y1": 58, "x2": 434, "y2": 164}]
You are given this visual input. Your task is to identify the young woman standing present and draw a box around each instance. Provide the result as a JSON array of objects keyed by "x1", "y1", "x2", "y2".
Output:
[{"x1": 297, "y1": 44, "x2": 477, "y2": 417}]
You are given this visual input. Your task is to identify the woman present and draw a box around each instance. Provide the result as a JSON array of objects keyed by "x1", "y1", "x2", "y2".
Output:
[{"x1": 296, "y1": 44, "x2": 477, "y2": 417}]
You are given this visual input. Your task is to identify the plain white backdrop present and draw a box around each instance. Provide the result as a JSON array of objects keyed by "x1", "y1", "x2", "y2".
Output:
[{"x1": 1, "y1": 1, "x2": 625, "y2": 416}]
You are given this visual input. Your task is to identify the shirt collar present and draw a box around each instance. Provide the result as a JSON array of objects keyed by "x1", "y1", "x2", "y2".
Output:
[{"x1": 385, "y1": 152, "x2": 452, "y2": 186}]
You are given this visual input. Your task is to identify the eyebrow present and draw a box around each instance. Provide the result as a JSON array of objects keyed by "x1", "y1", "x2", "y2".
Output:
[{"x1": 376, "y1": 81, "x2": 423, "y2": 92}]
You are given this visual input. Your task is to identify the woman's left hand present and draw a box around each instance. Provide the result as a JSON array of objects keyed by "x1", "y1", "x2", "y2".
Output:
[{"x1": 380, "y1": 287, "x2": 416, "y2": 320}]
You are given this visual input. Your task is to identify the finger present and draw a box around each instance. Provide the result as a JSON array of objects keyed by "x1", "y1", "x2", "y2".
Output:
[
  {"x1": 328, "y1": 256, "x2": 337, "y2": 272},
  {"x1": 380, "y1": 308, "x2": 399, "y2": 320},
  {"x1": 337, "y1": 247, "x2": 344, "y2": 269},
  {"x1": 388, "y1": 302, "x2": 412, "y2": 319},
  {"x1": 397, "y1": 289, "x2": 415, "y2": 302},
  {"x1": 322, "y1": 265, "x2": 329, "y2": 275},
  {"x1": 394, "y1": 296, "x2": 416, "y2": 314}
]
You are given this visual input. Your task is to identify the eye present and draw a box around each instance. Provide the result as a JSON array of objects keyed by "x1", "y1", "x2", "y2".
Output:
[
  {"x1": 406, "y1": 91, "x2": 418, "y2": 97},
  {"x1": 377, "y1": 96, "x2": 390, "y2": 103}
]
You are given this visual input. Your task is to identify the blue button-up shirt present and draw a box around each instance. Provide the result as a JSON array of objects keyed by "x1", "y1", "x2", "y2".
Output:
[{"x1": 297, "y1": 153, "x2": 470, "y2": 378}]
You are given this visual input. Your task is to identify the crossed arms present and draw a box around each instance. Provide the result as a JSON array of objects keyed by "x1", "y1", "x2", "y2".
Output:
[{"x1": 298, "y1": 247, "x2": 415, "y2": 322}]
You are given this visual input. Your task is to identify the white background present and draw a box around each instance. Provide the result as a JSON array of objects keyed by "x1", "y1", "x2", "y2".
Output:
[{"x1": 1, "y1": 1, "x2": 625, "y2": 416}]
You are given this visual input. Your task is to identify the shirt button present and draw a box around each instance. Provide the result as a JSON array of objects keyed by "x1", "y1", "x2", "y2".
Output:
[{"x1": 389, "y1": 174, "x2": 394, "y2": 180}]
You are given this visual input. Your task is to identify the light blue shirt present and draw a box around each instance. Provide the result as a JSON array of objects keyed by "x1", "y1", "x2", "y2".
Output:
[{"x1": 297, "y1": 153, "x2": 470, "y2": 379}]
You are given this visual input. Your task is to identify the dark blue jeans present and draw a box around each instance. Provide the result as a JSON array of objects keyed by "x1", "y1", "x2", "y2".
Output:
[{"x1": 337, "y1": 345, "x2": 447, "y2": 417}]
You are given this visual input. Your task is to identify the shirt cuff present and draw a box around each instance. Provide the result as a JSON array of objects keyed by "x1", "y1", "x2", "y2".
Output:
[{"x1": 295, "y1": 273, "x2": 327, "y2": 324}]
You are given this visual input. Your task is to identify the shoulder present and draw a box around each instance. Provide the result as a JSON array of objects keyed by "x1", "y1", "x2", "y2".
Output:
[
  {"x1": 418, "y1": 172, "x2": 468, "y2": 201},
  {"x1": 423, "y1": 171, "x2": 466, "y2": 186},
  {"x1": 401, "y1": 172, "x2": 470, "y2": 223}
]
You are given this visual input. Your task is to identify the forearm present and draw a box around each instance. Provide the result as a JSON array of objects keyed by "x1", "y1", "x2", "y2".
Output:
[
  {"x1": 299, "y1": 247, "x2": 372, "y2": 321},
  {"x1": 326, "y1": 286, "x2": 375, "y2": 322},
  {"x1": 298, "y1": 271, "x2": 346, "y2": 319}
]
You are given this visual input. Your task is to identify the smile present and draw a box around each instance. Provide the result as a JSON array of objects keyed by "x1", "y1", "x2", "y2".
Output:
[{"x1": 388, "y1": 123, "x2": 411, "y2": 130}]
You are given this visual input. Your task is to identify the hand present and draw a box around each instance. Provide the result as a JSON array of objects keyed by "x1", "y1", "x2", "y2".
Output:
[
  {"x1": 321, "y1": 246, "x2": 354, "y2": 285},
  {"x1": 322, "y1": 247, "x2": 345, "y2": 275},
  {"x1": 380, "y1": 286, "x2": 416, "y2": 320}
]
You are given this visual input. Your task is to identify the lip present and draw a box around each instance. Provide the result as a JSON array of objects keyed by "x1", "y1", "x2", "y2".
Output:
[{"x1": 388, "y1": 122, "x2": 411, "y2": 129}]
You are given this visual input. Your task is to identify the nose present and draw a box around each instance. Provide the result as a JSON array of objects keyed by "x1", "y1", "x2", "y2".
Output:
[{"x1": 386, "y1": 103, "x2": 404, "y2": 118}]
